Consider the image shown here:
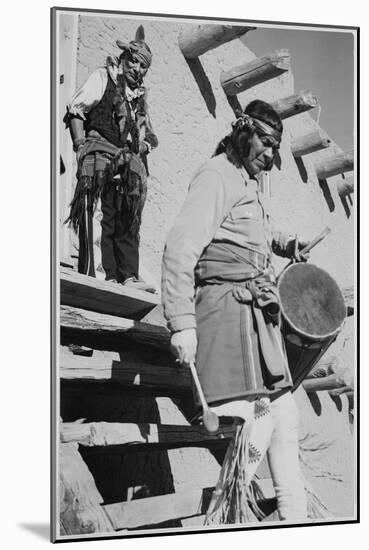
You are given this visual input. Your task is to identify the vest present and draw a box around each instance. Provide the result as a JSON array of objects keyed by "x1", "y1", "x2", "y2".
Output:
[{"x1": 85, "y1": 72, "x2": 142, "y2": 150}]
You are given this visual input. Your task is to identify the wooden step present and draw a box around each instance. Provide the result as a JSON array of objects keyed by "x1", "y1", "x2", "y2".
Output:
[
  {"x1": 103, "y1": 478, "x2": 277, "y2": 530},
  {"x1": 60, "y1": 422, "x2": 234, "y2": 452},
  {"x1": 60, "y1": 340, "x2": 354, "y2": 396},
  {"x1": 60, "y1": 306, "x2": 173, "y2": 361},
  {"x1": 60, "y1": 267, "x2": 160, "y2": 320},
  {"x1": 103, "y1": 487, "x2": 212, "y2": 529},
  {"x1": 60, "y1": 346, "x2": 191, "y2": 393}
]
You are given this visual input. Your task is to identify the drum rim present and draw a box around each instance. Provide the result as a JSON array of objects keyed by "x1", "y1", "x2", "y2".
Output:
[{"x1": 278, "y1": 262, "x2": 346, "y2": 341}]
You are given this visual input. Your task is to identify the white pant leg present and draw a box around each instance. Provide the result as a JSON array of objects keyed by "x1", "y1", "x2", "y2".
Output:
[
  {"x1": 267, "y1": 392, "x2": 307, "y2": 522},
  {"x1": 211, "y1": 398, "x2": 256, "y2": 424},
  {"x1": 212, "y1": 398, "x2": 274, "y2": 485}
]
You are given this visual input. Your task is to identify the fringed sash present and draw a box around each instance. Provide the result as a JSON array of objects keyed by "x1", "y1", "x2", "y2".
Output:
[{"x1": 67, "y1": 135, "x2": 147, "y2": 238}]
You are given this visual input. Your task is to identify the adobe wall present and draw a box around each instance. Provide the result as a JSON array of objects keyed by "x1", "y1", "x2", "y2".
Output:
[{"x1": 70, "y1": 14, "x2": 355, "y2": 520}]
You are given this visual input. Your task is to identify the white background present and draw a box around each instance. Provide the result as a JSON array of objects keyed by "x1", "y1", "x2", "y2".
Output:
[{"x1": 1, "y1": 0, "x2": 366, "y2": 548}]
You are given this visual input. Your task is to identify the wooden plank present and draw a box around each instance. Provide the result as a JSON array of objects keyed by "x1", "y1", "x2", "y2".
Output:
[
  {"x1": 314, "y1": 149, "x2": 354, "y2": 179},
  {"x1": 60, "y1": 305, "x2": 173, "y2": 360},
  {"x1": 104, "y1": 487, "x2": 213, "y2": 529},
  {"x1": 221, "y1": 49, "x2": 290, "y2": 96},
  {"x1": 302, "y1": 374, "x2": 347, "y2": 393},
  {"x1": 60, "y1": 306, "x2": 170, "y2": 345},
  {"x1": 271, "y1": 91, "x2": 318, "y2": 120},
  {"x1": 291, "y1": 129, "x2": 331, "y2": 158},
  {"x1": 60, "y1": 267, "x2": 160, "y2": 320},
  {"x1": 104, "y1": 479, "x2": 276, "y2": 530},
  {"x1": 60, "y1": 421, "x2": 234, "y2": 450},
  {"x1": 59, "y1": 442, "x2": 114, "y2": 535},
  {"x1": 178, "y1": 25, "x2": 255, "y2": 59},
  {"x1": 60, "y1": 346, "x2": 191, "y2": 392}
]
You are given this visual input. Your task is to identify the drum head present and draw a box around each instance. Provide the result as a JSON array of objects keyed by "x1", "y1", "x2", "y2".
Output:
[{"x1": 278, "y1": 263, "x2": 346, "y2": 340}]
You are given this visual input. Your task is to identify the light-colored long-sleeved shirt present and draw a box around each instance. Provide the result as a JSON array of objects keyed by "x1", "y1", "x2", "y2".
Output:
[{"x1": 162, "y1": 154, "x2": 293, "y2": 333}]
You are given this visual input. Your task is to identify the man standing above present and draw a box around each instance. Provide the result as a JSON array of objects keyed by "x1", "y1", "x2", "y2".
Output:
[{"x1": 66, "y1": 26, "x2": 158, "y2": 292}]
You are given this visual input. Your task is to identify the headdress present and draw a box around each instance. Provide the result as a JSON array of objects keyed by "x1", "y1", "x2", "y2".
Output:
[
  {"x1": 232, "y1": 113, "x2": 282, "y2": 147},
  {"x1": 116, "y1": 25, "x2": 152, "y2": 68}
]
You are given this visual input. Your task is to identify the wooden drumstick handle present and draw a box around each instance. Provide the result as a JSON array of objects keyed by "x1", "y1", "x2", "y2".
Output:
[
  {"x1": 189, "y1": 361, "x2": 219, "y2": 433},
  {"x1": 299, "y1": 226, "x2": 331, "y2": 255}
]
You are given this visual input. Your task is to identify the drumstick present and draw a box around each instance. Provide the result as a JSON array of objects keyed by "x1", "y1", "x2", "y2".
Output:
[
  {"x1": 294, "y1": 233, "x2": 298, "y2": 258},
  {"x1": 189, "y1": 361, "x2": 219, "y2": 433},
  {"x1": 299, "y1": 226, "x2": 331, "y2": 256}
]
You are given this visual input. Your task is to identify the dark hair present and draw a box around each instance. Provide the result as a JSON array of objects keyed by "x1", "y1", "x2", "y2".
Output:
[{"x1": 214, "y1": 100, "x2": 283, "y2": 170}]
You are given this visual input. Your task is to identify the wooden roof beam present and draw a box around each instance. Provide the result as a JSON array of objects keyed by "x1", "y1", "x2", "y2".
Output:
[
  {"x1": 291, "y1": 129, "x2": 331, "y2": 158},
  {"x1": 337, "y1": 175, "x2": 354, "y2": 197},
  {"x1": 221, "y1": 49, "x2": 290, "y2": 96},
  {"x1": 271, "y1": 90, "x2": 318, "y2": 119},
  {"x1": 178, "y1": 24, "x2": 255, "y2": 59},
  {"x1": 314, "y1": 149, "x2": 354, "y2": 179},
  {"x1": 302, "y1": 374, "x2": 349, "y2": 393}
]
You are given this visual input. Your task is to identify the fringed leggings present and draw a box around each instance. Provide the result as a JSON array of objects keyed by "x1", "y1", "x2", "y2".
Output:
[{"x1": 206, "y1": 391, "x2": 307, "y2": 524}]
